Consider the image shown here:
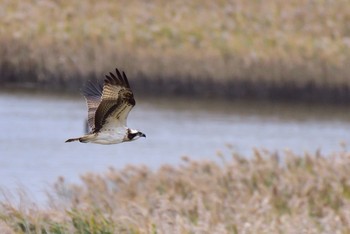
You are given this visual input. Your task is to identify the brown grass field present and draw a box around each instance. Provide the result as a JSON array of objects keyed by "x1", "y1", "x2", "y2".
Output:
[
  {"x1": 1, "y1": 149, "x2": 350, "y2": 233},
  {"x1": 2, "y1": 0, "x2": 350, "y2": 101}
]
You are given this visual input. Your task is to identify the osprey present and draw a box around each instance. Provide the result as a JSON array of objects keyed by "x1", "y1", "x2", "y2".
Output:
[{"x1": 65, "y1": 68, "x2": 146, "y2": 144}]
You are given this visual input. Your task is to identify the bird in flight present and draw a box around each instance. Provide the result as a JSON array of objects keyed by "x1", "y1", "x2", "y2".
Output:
[{"x1": 65, "y1": 68, "x2": 146, "y2": 144}]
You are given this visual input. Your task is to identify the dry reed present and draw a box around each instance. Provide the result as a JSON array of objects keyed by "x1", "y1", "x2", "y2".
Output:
[
  {"x1": 1, "y1": 149, "x2": 350, "y2": 233},
  {"x1": 2, "y1": 0, "x2": 350, "y2": 101}
]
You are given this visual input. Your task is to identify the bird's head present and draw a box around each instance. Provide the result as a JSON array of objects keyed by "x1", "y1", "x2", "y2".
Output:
[{"x1": 126, "y1": 129, "x2": 146, "y2": 141}]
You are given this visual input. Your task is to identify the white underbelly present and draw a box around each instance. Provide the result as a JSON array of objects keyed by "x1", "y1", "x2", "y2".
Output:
[{"x1": 90, "y1": 128, "x2": 126, "y2": 145}]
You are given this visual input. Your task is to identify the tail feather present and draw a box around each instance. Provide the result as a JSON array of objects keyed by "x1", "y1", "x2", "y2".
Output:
[
  {"x1": 65, "y1": 137, "x2": 81, "y2": 143},
  {"x1": 65, "y1": 134, "x2": 94, "y2": 143}
]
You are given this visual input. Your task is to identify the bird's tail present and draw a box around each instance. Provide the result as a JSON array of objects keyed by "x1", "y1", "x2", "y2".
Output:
[
  {"x1": 65, "y1": 137, "x2": 81, "y2": 143},
  {"x1": 65, "y1": 135, "x2": 93, "y2": 143}
]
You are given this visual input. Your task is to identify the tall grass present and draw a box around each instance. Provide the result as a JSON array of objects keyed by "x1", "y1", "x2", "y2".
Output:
[
  {"x1": 1, "y1": 149, "x2": 350, "y2": 233},
  {"x1": 2, "y1": 0, "x2": 350, "y2": 100}
]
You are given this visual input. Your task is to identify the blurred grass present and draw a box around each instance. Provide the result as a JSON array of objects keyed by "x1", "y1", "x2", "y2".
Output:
[
  {"x1": 2, "y1": 149, "x2": 350, "y2": 233},
  {"x1": 1, "y1": 0, "x2": 350, "y2": 101}
]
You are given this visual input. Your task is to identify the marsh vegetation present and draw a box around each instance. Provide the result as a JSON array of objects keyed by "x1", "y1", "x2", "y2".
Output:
[
  {"x1": 2, "y1": 0, "x2": 350, "y2": 101},
  {"x1": 1, "y1": 149, "x2": 350, "y2": 233}
]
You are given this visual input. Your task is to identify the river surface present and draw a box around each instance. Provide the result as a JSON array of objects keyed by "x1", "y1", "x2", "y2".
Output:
[{"x1": 1, "y1": 90, "x2": 350, "y2": 203}]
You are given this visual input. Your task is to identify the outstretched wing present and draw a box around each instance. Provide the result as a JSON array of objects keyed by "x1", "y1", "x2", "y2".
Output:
[
  {"x1": 82, "y1": 79, "x2": 103, "y2": 132},
  {"x1": 93, "y1": 68, "x2": 135, "y2": 133}
]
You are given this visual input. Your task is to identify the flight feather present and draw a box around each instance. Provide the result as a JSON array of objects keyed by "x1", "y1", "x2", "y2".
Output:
[{"x1": 92, "y1": 68, "x2": 135, "y2": 133}]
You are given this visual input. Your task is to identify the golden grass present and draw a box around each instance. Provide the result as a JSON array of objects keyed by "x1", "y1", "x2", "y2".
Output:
[
  {"x1": 2, "y1": 0, "x2": 350, "y2": 97},
  {"x1": 2, "y1": 149, "x2": 350, "y2": 233}
]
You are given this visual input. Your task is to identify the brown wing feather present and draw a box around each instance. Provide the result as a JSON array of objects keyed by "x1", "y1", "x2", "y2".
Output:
[
  {"x1": 81, "y1": 80, "x2": 103, "y2": 132},
  {"x1": 93, "y1": 68, "x2": 135, "y2": 133}
]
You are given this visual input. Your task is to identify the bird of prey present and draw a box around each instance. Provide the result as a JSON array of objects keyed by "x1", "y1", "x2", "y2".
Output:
[{"x1": 65, "y1": 68, "x2": 146, "y2": 144}]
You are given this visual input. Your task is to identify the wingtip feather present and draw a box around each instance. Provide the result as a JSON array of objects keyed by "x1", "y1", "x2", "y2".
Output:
[
  {"x1": 104, "y1": 67, "x2": 132, "y2": 88},
  {"x1": 115, "y1": 68, "x2": 122, "y2": 78},
  {"x1": 122, "y1": 71, "x2": 130, "y2": 88}
]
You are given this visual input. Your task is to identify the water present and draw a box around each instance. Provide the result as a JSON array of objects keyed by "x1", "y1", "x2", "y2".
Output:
[{"x1": 1, "y1": 90, "x2": 350, "y2": 203}]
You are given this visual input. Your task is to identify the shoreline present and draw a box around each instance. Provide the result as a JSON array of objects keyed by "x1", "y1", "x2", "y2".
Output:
[
  {"x1": 2, "y1": 75, "x2": 350, "y2": 105},
  {"x1": 2, "y1": 0, "x2": 350, "y2": 105}
]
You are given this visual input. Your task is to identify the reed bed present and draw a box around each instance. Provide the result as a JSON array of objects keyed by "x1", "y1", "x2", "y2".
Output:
[
  {"x1": 2, "y1": 0, "x2": 350, "y2": 101},
  {"x1": 1, "y1": 149, "x2": 350, "y2": 233}
]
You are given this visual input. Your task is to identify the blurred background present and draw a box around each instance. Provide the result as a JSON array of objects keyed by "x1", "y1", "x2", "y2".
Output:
[{"x1": 1, "y1": 0, "x2": 350, "y2": 202}]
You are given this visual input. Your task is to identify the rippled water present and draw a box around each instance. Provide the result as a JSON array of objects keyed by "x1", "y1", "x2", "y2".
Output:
[{"x1": 1, "y1": 89, "x2": 350, "y2": 202}]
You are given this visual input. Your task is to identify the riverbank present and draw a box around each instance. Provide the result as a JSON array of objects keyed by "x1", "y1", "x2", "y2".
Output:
[
  {"x1": 2, "y1": 0, "x2": 350, "y2": 103},
  {"x1": 1, "y1": 150, "x2": 350, "y2": 233}
]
